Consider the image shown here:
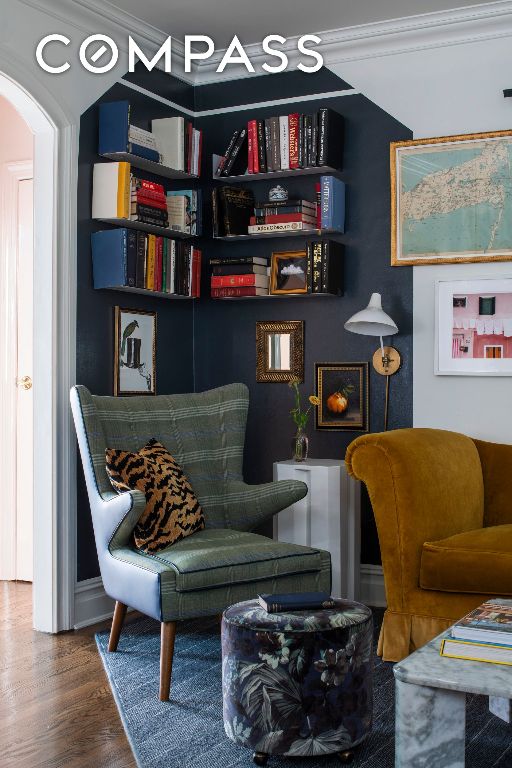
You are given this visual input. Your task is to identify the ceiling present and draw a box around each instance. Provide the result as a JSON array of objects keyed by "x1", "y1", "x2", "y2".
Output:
[{"x1": 107, "y1": 0, "x2": 494, "y2": 48}]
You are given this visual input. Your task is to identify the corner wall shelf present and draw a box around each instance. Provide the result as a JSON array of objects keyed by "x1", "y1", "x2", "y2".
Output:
[
  {"x1": 100, "y1": 152, "x2": 199, "y2": 181},
  {"x1": 213, "y1": 229, "x2": 344, "y2": 241},
  {"x1": 95, "y1": 218, "x2": 196, "y2": 239},
  {"x1": 96, "y1": 285, "x2": 196, "y2": 299},
  {"x1": 212, "y1": 164, "x2": 343, "y2": 183}
]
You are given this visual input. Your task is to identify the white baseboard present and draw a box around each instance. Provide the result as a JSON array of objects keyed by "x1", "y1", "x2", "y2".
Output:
[
  {"x1": 359, "y1": 564, "x2": 386, "y2": 607},
  {"x1": 74, "y1": 576, "x2": 115, "y2": 630}
]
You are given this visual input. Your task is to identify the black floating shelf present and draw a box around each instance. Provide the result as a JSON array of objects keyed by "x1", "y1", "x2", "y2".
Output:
[
  {"x1": 212, "y1": 165, "x2": 343, "y2": 183},
  {"x1": 100, "y1": 152, "x2": 199, "y2": 181},
  {"x1": 213, "y1": 228, "x2": 343, "y2": 241},
  {"x1": 95, "y1": 285, "x2": 196, "y2": 300},
  {"x1": 211, "y1": 293, "x2": 340, "y2": 301},
  {"x1": 95, "y1": 218, "x2": 196, "y2": 239}
]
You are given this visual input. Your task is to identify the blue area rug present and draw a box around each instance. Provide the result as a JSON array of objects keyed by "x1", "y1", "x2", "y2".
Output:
[{"x1": 96, "y1": 614, "x2": 511, "y2": 768}]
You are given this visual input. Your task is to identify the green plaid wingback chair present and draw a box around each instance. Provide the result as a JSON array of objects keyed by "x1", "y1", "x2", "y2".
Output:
[{"x1": 70, "y1": 383, "x2": 331, "y2": 700}]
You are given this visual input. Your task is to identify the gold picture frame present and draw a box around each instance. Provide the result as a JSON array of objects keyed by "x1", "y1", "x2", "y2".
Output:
[
  {"x1": 315, "y1": 362, "x2": 369, "y2": 431},
  {"x1": 391, "y1": 129, "x2": 512, "y2": 266},
  {"x1": 114, "y1": 307, "x2": 157, "y2": 396},
  {"x1": 270, "y1": 250, "x2": 308, "y2": 294},
  {"x1": 256, "y1": 320, "x2": 304, "y2": 383}
]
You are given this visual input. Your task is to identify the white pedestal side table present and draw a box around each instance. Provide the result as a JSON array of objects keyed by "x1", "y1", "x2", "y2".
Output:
[{"x1": 273, "y1": 459, "x2": 361, "y2": 600}]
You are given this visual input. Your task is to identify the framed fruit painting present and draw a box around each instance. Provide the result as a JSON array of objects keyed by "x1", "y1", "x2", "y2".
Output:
[{"x1": 314, "y1": 362, "x2": 369, "y2": 431}]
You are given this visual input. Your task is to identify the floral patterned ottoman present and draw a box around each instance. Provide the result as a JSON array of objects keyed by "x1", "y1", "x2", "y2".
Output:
[{"x1": 221, "y1": 598, "x2": 373, "y2": 765}]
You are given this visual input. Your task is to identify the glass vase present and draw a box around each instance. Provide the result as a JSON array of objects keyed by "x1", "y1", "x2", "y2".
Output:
[{"x1": 292, "y1": 428, "x2": 309, "y2": 462}]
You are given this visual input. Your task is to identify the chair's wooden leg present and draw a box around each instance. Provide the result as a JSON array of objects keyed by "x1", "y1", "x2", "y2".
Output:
[
  {"x1": 108, "y1": 601, "x2": 127, "y2": 652},
  {"x1": 159, "y1": 621, "x2": 177, "y2": 701}
]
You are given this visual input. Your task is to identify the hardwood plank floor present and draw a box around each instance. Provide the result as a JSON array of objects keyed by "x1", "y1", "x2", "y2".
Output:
[{"x1": 0, "y1": 581, "x2": 136, "y2": 768}]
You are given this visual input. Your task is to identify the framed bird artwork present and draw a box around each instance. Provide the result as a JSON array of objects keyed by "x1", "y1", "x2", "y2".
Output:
[{"x1": 114, "y1": 307, "x2": 156, "y2": 395}]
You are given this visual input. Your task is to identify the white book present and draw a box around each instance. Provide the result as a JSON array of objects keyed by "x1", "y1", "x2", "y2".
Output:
[
  {"x1": 248, "y1": 222, "x2": 316, "y2": 234},
  {"x1": 193, "y1": 128, "x2": 200, "y2": 176},
  {"x1": 151, "y1": 116, "x2": 185, "y2": 171},
  {"x1": 92, "y1": 162, "x2": 130, "y2": 220},
  {"x1": 279, "y1": 115, "x2": 290, "y2": 171},
  {"x1": 128, "y1": 125, "x2": 158, "y2": 150}
]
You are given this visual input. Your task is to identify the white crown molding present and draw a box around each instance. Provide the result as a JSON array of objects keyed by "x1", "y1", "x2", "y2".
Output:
[{"x1": 19, "y1": 0, "x2": 512, "y2": 88}]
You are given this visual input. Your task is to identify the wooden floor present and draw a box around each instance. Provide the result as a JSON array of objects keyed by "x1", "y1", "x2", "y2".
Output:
[{"x1": 0, "y1": 581, "x2": 136, "y2": 768}]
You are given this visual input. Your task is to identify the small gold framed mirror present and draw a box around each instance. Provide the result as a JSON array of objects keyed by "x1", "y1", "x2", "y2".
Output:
[{"x1": 256, "y1": 320, "x2": 304, "y2": 382}]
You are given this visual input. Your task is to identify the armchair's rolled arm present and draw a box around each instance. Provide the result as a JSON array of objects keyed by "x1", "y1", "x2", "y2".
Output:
[
  {"x1": 474, "y1": 439, "x2": 512, "y2": 526},
  {"x1": 94, "y1": 489, "x2": 147, "y2": 551},
  {"x1": 203, "y1": 479, "x2": 308, "y2": 531}
]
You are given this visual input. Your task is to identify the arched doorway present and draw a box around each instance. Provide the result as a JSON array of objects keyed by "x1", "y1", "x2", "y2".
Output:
[{"x1": 0, "y1": 64, "x2": 76, "y2": 633}]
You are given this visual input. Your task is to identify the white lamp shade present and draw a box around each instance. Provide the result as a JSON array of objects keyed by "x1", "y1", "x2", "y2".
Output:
[{"x1": 344, "y1": 293, "x2": 398, "y2": 337}]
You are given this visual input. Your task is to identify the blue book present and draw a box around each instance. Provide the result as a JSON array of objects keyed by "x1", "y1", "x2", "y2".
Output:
[
  {"x1": 91, "y1": 228, "x2": 128, "y2": 289},
  {"x1": 320, "y1": 175, "x2": 345, "y2": 232},
  {"x1": 258, "y1": 591, "x2": 336, "y2": 613},
  {"x1": 99, "y1": 100, "x2": 160, "y2": 163}
]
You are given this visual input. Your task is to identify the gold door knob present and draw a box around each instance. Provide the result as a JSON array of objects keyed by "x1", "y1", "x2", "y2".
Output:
[{"x1": 18, "y1": 376, "x2": 32, "y2": 390}]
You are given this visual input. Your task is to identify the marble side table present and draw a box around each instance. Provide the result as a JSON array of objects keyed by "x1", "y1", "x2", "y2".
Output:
[{"x1": 394, "y1": 631, "x2": 512, "y2": 767}]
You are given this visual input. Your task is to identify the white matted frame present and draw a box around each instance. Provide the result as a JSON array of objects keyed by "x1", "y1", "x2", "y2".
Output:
[
  {"x1": 0, "y1": 61, "x2": 77, "y2": 632},
  {"x1": 435, "y1": 277, "x2": 512, "y2": 376}
]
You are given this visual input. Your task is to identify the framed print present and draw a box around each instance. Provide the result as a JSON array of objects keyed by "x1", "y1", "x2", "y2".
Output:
[
  {"x1": 256, "y1": 320, "x2": 304, "y2": 382},
  {"x1": 114, "y1": 307, "x2": 156, "y2": 395},
  {"x1": 270, "y1": 250, "x2": 308, "y2": 294},
  {"x1": 391, "y1": 130, "x2": 512, "y2": 266},
  {"x1": 315, "y1": 362, "x2": 369, "y2": 431},
  {"x1": 435, "y1": 278, "x2": 512, "y2": 376}
]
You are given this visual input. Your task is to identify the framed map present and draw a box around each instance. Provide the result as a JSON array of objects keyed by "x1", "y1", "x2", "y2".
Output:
[{"x1": 391, "y1": 130, "x2": 512, "y2": 266}]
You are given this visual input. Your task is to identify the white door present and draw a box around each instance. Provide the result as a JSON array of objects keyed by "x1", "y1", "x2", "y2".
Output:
[{"x1": 15, "y1": 177, "x2": 34, "y2": 581}]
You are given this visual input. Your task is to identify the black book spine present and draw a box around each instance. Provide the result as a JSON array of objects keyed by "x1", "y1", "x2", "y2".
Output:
[
  {"x1": 318, "y1": 108, "x2": 328, "y2": 167},
  {"x1": 256, "y1": 119, "x2": 267, "y2": 173},
  {"x1": 306, "y1": 241, "x2": 313, "y2": 293},
  {"x1": 323, "y1": 240, "x2": 344, "y2": 295},
  {"x1": 298, "y1": 114, "x2": 305, "y2": 168},
  {"x1": 264, "y1": 119, "x2": 273, "y2": 171},
  {"x1": 212, "y1": 189, "x2": 219, "y2": 237},
  {"x1": 135, "y1": 232, "x2": 146, "y2": 288},
  {"x1": 321, "y1": 241, "x2": 329, "y2": 293},
  {"x1": 222, "y1": 128, "x2": 247, "y2": 176},
  {"x1": 312, "y1": 241, "x2": 322, "y2": 292},
  {"x1": 126, "y1": 229, "x2": 137, "y2": 287},
  {"x1": 212, "y1": 264, "x2": 264, "y2": 275},
  {"x1": 135, "y1": 204, "x2": 168, "y2": 221},
  {"x1": 135, "y1": 215, "x2": 169, "y2": 228},
  {"x1": 305, "y1": 115, "x2": 313, "y2": 167},
  {"x1": 311, "y1": 112, "x2": 319, "y2": 166},
  {"x1": 218, "y1": 130, "x2": 239, "y2": 175},
  {"x1": 209, "y1": 256, "x2": 268, "y2": 266}
]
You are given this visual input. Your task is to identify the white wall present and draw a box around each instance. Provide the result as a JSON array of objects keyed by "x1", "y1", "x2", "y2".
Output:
[{"x1": 330, "y1": 33, "x2": 512, "y2": 442}]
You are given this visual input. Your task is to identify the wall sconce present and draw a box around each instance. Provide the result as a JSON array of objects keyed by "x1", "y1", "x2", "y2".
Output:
[{"x1": 344, "y1": 293, "x2": 401, "y2": 431}]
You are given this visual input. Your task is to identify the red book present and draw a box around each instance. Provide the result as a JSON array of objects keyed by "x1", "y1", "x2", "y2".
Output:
[
  {"x1": 249, "y1": 212, "x2": 317, "y2": 225},
  {"x1": 211, "y1": 286, "x2": 268, "y2": 297},
  {"x1": 192, "y1": 248, "x2": 202, "y2": 297},
  {"x1": 248, "y1": 119, "x2": 259, "y2": 174},
  {"x1": 211, "y1": 274, "x2": 268, "y2": 288},
  {"x1": 135, "y1": 194, "x2": 168, "y2": 210},
  {"x1": 247, "y1": 120, "x2": 254, "y2": 174},
  {"x1": 315, "y1": 182, "x2": 321, "y2": 228},
  {"x1": 289, "y1": 113, "x2": 300, "y2": 168},
  {"x1": 155, "y1": 237, "x2": 163, "y2": 291},
  {"x1": 138, "y1": 178, "x2": 165, "y2": 195}
]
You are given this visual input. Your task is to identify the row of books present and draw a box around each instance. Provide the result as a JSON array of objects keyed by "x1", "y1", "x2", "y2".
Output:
[
  {"x1": 92, "y1": 162, "x2": 202, "y2": 235},
  {"x1": 92, "y1": 228, "x2": 201, "y2": 297},
  {"x1": 441, "y1": 599, "x2": 512, "y2": 666},
  {"x1": 216, "y1": 108, "x2": 344, "y2": 177},
  {"x1": 212, "y1": 177, "x2": 345, "y2": 237},
  {"x1": 99, "y1": 100, "x2": 202, "y2": 176}
]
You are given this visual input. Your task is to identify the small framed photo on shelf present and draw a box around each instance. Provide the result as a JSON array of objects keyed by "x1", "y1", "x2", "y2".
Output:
[
  {"x1": 436, "y1": 277, "x2": 512, "y2": 375},
  {"x1": 114, "y1": 307, "x2": 157, "y2": 395},
  {"x1": 270, "y1": 250, "x2": 308, "y2": 295},
  {"x1": 315, "y1": 362, "x2": 369, "y2": 431}
]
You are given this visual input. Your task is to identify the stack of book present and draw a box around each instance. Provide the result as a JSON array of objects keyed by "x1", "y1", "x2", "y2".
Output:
[
  {"x1": 152, "y1": 115, "x2": 202, "y2": 176},
  {"x1": 216, "y1": 108, "x2": 344, "y2": 177},
  {"x1": 92, "y1": 228, "x2": 201, "y2": 297},
  {"x1": 258, "y1": 592, "x2": 337, "y2": 614},
  {"x1": 440, "y1": 599, "x2": 512, "y2": 665},
  {"x1": 306, "y1": 240, "x2": 344, "y2": 295},
  {"x1": 99, "y1": 100, "x2": 161, "y2": 164},
  {"x1": 249, "y1": 198, "x2": 317, "y2": 235},
  {"x1": 209, "y1": 256, "x2": 269, "y2": 298},
  {"x1": 131, "y1": 176, "x2": 169, "y2": 228},
  {"x1": 166, "y1": 189, "x2": 202, "y2": 235}
]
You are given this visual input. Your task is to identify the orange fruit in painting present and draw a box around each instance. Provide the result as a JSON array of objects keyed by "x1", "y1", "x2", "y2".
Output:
[{"x1": 326, "y1": 392, "x2": 349, "y2": 414}]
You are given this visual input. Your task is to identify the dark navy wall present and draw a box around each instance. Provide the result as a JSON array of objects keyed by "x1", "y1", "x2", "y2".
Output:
[{"x1": 76, "y1": 70, "x2": 412, "y2": 580}]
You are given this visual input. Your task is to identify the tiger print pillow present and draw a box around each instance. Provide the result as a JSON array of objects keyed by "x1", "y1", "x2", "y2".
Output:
[{"x1": 105, "y1": 438, "x2": 204, "y2": 554}]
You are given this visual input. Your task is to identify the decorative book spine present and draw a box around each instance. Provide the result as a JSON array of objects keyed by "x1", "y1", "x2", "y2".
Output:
[
  {"x1": 312, "y1": 241, "x2": 323, "y2": 292},
  {"x1": 247, "y1": 120, "x2": 254, "y2": 174},
  {"x1": 136, "y1": 232, "x2": 146, "y2": 288},
  {"x1": 146, "y1": 234, "x2": 156, "y2": 290},
  {"x1": 321, "y1": 176, "x2": 332, "y2": 229},
  {"x1": 126, "y1": 229, "x2": 137, "y2": 287},
  {"x1": 279, "y1": 115, "x2": 290, "y2": 171},
  {"x1": 257, "y1": 120, "x2": 267, "y2": 173},
  {"x1": 288, "y1": 113, "x2": 299, "y2": 169},
  {"x1": 269, "y1": 117, "x2": 280, "y2": 171},
  {"x1": 218, "y1": 130, "x2": 239, "y2": 175}
]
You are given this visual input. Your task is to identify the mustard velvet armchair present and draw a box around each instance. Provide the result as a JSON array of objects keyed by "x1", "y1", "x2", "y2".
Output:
[{"x1": 346, "y1": 428, "x2": 512, "y2": 662}]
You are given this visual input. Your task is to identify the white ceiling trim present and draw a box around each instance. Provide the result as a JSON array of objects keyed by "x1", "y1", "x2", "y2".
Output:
[{"x1": 20, "y1": 0, "x2": 512, "y2": 86}]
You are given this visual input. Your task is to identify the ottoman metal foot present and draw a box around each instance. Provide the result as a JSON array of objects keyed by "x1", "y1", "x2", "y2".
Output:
[
  {"x1": 253, "y1": 752, "x2": 268, "y2": 766},
  {"x1": 338, "y1": 750, "x2": 354, "y2": 763}
]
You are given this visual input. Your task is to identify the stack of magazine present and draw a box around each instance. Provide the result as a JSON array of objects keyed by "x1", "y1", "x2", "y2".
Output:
[{"x1": 440, "y1": 599, "x2": 512, "y2": 666}]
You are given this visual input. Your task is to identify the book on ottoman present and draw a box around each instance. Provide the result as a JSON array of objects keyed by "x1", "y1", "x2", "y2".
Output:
[{"x1": 258, "y1": 591, "x2": 336, "y2": 613}]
